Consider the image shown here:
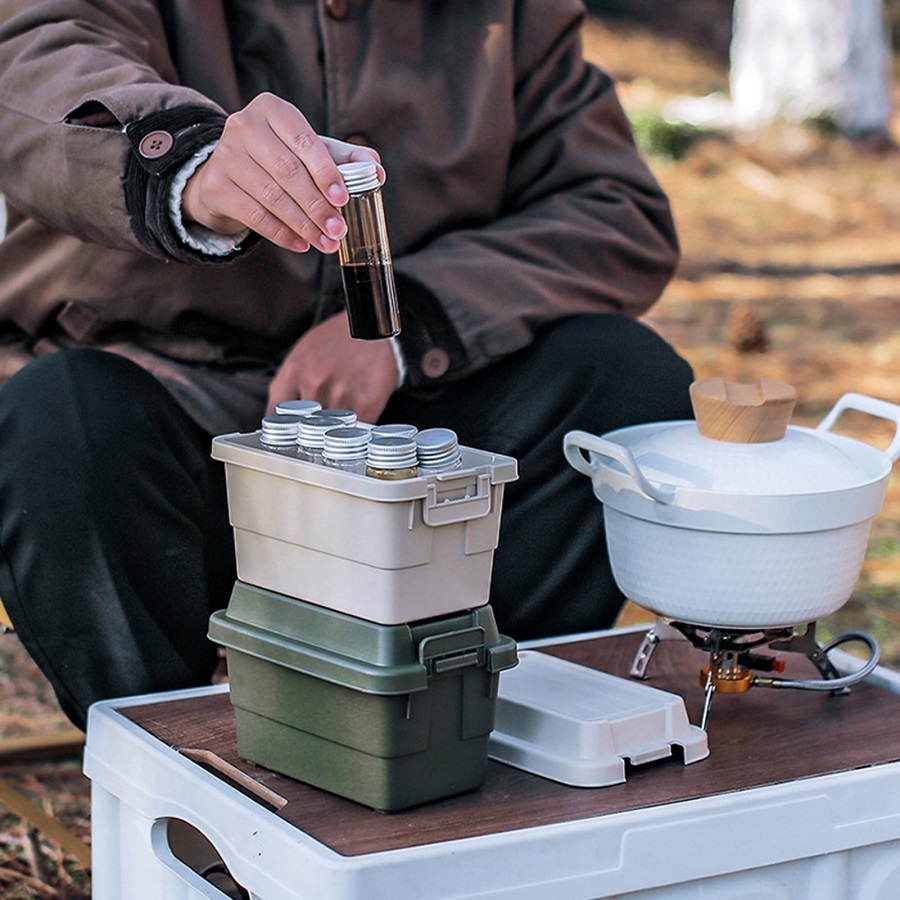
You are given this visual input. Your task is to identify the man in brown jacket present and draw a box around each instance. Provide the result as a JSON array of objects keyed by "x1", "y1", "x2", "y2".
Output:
[{"x1": 0, "y1": 0, "x2": 693, "y2": 728}]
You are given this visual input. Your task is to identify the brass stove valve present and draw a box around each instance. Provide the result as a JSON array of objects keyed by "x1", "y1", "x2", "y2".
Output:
[
  {"x1": 700, "y1": 650, "x2": 787, "y2": 693},
  {"x1": 699, "y1": 664, "x2": 753, "y2": 694}
]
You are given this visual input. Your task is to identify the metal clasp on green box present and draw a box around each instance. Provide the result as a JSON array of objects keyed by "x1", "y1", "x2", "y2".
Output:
[{"x1": 208, "y1": 582, "x2": 518, "y2": 812}]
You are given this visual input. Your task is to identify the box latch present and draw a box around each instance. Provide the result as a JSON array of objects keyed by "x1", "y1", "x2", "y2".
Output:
[
  {"x1": 422, "y1": 472, "x2": 493, "y2": 526},
  {"x1": 419, "y1": 627, "x2": 487, "y2": 676}
]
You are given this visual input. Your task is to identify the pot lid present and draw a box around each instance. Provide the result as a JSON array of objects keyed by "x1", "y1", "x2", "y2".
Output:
[{"x1": 629, "y1": 378, "x2": 870, "y2": 494}]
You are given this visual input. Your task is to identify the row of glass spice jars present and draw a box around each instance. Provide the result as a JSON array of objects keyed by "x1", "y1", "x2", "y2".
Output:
[{"x1": 258, "y1": 399, "x2": 462, "y2": 480}]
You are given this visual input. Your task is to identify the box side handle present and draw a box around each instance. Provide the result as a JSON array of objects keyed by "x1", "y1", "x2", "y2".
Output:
[
  {"x1": 433, "y1": 650, "x2": 482, "y2": 674},
  {"x1": 487, "y1": 636, "x2": 519, "y2": 674},
  {"x1": 423, "y1": 472, "x2": 493, "y2": 526},
  {"x1": 419, "y1": 627, "x2": 487, "y2": 674}
]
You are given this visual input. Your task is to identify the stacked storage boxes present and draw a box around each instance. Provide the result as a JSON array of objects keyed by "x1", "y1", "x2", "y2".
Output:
[{"x1": 208, "y1": 431, "x2": 519, "y2": 811}]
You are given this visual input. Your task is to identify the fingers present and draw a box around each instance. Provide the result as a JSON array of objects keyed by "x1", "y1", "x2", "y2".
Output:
[
  {"x1": 319, "y1": 136, "x2": 385, "y2": 184},
  {"x1": 210, "y1": 94, "x2": 343, "y2": 252},
  {"x1": 183, "y1": 94, "x2": 381, "y2": 254},
  {"x1": 266, "y1": 314, "x2": 399, "y2": 422},
  {"x1": 256, "y1": 100, "x2": 348, "y2": 250}
]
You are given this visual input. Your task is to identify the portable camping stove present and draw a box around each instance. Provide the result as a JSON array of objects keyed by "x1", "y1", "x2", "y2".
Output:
[{"x1": 630, "y1": 618, "x2": 881, "y2": 730}]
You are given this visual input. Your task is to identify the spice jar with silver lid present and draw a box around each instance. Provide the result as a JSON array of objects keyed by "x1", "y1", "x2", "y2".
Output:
[
  {"x1": 259, "y1": 414, "x2": 302, "y2": 451},
  {"x1": 336, "y1": 160, "x2": 401, "y2": 341},
  {"x1": 366, "y1": 434, "x2": 419, "y2": 480},
  {"x1": 318, "y1": 408, "x2": 358, "y2": 426},
  {"x1": 274, "y1": 399, "x2": 323, "y2": 417},
  {"x1": 370, "y1": 423, "x2": 418, "y2": 439},
  {"x1": 415, "y1": 427, "x2": 463, "y2": 474},
  {"x1": 323, "y1": 426, "x2": 371, "y2": 475},
  {"x1": 297, "y1": 414, "x2": 344, "y2": 464}
]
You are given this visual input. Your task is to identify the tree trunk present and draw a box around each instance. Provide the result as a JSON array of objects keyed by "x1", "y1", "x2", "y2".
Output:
[{"x1": 730, "y1": 0, "x2": 892, "y2": 136}]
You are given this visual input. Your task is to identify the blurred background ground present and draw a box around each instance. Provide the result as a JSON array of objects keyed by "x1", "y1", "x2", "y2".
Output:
[{"x1": 1, "y1": 2, "x2": 899, "y2": 896}]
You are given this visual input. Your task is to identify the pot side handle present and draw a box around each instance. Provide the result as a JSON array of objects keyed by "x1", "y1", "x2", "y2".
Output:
[
  {"x1": 563, "y1": 430, "x2": 676, "y2": 504},
  {"x1": 816, "y1": 393, "x2": 900, "y2": 462}
]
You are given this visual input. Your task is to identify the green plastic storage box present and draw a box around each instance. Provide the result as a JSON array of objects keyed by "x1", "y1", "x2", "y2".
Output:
[{"x1": 208, "y1": 582, "x2": 518, "y2": 812}]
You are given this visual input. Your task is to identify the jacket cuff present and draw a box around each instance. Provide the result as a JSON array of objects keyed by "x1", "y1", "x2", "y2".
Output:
[
  {"x1": 168, "y1": 142, "x2": 252, "y2": 255},
  {"x1": 124, "y1": 105, "x2": 257, "y2": 263},
  {"x1": 393, "y1": 273, "x2": 469, "y2": 388}
]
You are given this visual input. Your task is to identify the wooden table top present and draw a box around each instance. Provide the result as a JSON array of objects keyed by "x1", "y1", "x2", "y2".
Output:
[{"x1": 122, "y1": 629, "x2": 900, "y2": 858}]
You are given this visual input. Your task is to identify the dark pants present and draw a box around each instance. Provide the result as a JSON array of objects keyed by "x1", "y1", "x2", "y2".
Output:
[{"x1": 0, "y1": 314, "x2": 693, "y2": 728}]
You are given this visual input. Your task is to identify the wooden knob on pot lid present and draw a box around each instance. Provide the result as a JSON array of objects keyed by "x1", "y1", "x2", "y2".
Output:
[{"x1": 690, "y1": 377, "x2": 798, "y2": 443}]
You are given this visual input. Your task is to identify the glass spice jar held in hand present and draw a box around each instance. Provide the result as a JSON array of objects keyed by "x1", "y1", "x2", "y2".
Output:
[{"x1": 336, "y1": 161, "x2": 401, "y2": 341}]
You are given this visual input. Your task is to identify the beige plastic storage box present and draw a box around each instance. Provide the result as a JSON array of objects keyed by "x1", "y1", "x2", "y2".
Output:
[{"x1": 211, "y1": 433, "x2": 518, "y2": 624}]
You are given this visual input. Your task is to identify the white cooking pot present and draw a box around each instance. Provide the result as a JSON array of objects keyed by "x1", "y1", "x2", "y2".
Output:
[{"x1": 564, "y1": 379, "x2": 900, "y2": 629}]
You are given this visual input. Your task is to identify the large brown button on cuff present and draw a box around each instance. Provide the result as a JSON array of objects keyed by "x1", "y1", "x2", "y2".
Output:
[
  {"x1": 420, "y1": 348, "x2": 450, "y2": 379},
  {"x1": 326, "y1": 0, "x2": 349, "y2": 20},
  {"x1": 138, "y1": 130, "x2": 174, "y2": 159}
]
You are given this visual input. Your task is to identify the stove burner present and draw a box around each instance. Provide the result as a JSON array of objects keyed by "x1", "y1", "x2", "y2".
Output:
[{"x1": 630, "y1": 618, "x2": 881, "y2": 730}]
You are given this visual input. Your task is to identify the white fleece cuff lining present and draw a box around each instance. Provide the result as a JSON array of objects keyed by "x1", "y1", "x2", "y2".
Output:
[{"x1": 168, "y1": 141, "x2": 250, "y2": 256}]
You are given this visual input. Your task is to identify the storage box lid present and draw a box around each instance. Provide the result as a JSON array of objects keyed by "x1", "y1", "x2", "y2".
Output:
[
  {"x1": 489, "y1": 651, "x2": 708, "y2": 786},
  {"x1": 212, "y1": 433, "x2": 518, "y2": 505},
  {"x1": 209, "y1": 583, "x2": 517, "y2": 695}
]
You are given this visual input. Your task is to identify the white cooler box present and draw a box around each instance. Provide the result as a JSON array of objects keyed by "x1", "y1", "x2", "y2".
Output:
[
  {"x1": 211, "y1": 433, "x2": 518, "y2": 624},
  {"x1": 84, "y1": 630, "x2": 900, "y2": 900}
]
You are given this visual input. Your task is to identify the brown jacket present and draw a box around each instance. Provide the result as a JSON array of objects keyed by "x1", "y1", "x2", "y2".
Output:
[{"x1": 0, "y1": 0, "x2": 678, "y2": 433}]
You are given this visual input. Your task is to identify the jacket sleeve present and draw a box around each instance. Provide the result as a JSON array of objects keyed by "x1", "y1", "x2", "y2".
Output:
[
  {"x1": 394, "y1": 0, "x2": 679, "y2": 388},
  {"x1": 0, "y1": 0, "x2": 233, "y2": 260}
]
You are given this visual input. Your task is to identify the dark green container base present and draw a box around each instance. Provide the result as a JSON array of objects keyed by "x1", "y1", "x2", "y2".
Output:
[
  {"x1": 226, "y1": 641, "x2": 499, "y2": 812},
  {"x1": 235, "y1": 706, "x2": 490, "y2": 813},
  {"x1": 209, "y1": 583, "x2": 518, "y2": 812}
]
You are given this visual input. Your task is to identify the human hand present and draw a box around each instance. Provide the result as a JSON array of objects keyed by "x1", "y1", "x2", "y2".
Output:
[
  {"x1": 181, "y1": 92, "x2": 383, "y2": 253},
  {"x1": 267, "y1": 313, "x2": 400, "y2": 424}
]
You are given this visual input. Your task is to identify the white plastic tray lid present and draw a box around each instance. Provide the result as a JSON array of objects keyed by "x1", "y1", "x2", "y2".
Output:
[{"x1": 489, "y1": 650, "x2": 708, "y2": 787}]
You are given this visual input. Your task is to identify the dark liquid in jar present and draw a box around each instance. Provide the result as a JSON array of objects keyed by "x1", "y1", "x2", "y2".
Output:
[{"x1": 341, "y1": 262, "x2": 401, "y2": 340}]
